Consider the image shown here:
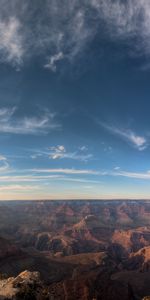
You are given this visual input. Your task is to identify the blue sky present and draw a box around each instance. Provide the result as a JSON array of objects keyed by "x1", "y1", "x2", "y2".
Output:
[{"x1": 1, "y1": 0, "x2": 150, "y2": 199}]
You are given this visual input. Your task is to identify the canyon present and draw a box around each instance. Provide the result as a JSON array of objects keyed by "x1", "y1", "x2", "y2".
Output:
[{"x1": 0, "y1": 200, "x2": 150, "y2": 299}]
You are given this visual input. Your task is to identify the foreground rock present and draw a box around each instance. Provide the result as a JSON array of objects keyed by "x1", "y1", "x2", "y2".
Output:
[{"x1": 0, "y1": 270, "x2": 47, "y2": 300}]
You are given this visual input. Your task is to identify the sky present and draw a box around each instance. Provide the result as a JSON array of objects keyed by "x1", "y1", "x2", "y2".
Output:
[{"x1": 1, "y1": 0, "x2": 150, "y2": 200}]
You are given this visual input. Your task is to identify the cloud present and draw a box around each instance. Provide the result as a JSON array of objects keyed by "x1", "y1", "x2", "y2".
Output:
[
  {"x1": 40, "y1": 0, "x2": 150, "y2": 70},
  {"x1": 0, "y1": 184, "x2": 39, "y2": 192},
  {"x1": 35, "y1": 167, "x2": 150, "y2": 181},
  {"x1": 3, "y1": 166, "x2": 150, "y2": 184},
  {"x1": 112, "y1": 169, "x2": 150, "y2": 180},
  {"x1": 49, "y1": 145, "x2": 66, "y2": 159},
  {"x1": 0, "y1": 107, "x2": 60, "y2": 135},
  {"x1": 0, "y1": 16, "x2": 23, "y2": 67},
  {"x1": 0, "y1": 1, "x2": 95, "y2": 68},
  {"x1": 101, "y1": 123, "x2": 147, "y2": 151},
  {"x1": 2, "y1": 0, "x2": 150, "y2": 69},
  {"x1": 91, "y1": 1, "x2": 150, "y2": 53},
  {"x1": 31, "y1": 168, "x2": 100, "y2": 175},
  {"x1": 30, "y1": 145, "x2": 93, "y2": 161},
  {"x1": 44, "y1": 52, "x2": 64, "y2": 71},
  {"x1": 0, "y1": 173, "x2": 101, "y2": 185},
  {"x1": 79, "y1": 146, "x2": 88, "y2": 151},
  {"x1": 0, "y1": 174, "x2": 64, "y2": 183},
  {"x1": 0, "y1": 155, "x2": 7, "y2": 161},
  {"x1": 48, "y1": 145, "x2": 93, "y2": 161},
  {"x1": 0, "y1": 155, "x2": 9, "y2": 172},
  {"x1": 114, "y1": 166, "x2": 120, "y2": 170},
  {"x1": 59, "y1": 177, "x2": 100, "y2": 184}
]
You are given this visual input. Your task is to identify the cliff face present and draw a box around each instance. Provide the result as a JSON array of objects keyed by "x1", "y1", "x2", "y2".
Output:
[
  {"x1": 0, "y1": 271, "x2": 46, "y2": 300},
  {"x1": 0, "y1": 238, "x2": 21, "y2": 260}
]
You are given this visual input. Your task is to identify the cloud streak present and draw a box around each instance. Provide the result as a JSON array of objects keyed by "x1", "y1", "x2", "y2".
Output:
[
  {"x1": 0, "y1": 185, "x2": 39, "y2": 192},
  {"x1": 3, "y1": 167, "x2": 150, "y2": 182},
  {"x1": 101, "y1": 123, "x2": 147, "y2": 151},
  {"x1": 0, "y1": 174, "x2": 101, "y2": 185},
  {"x1": 0, "y1": 174, "x2": 63, "y2": 183},
  {"x1": 112, "y1": 169, "x2": 150, "y2": 180},
  {"x1": 0, "y1": 107, "x2": 60, "y2": 135},
  {"x1": 31, "y1": 168, "x2": 100, "y2": 175}
]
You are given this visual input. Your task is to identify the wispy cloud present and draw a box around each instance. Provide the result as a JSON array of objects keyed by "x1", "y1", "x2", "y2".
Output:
[
  {"x1": 59, "y1": 177, "x2": 100, "y2": 184},
  {"x1": 0, "y1": 16, "x2": 23, "y2": 67},
  {"x1": 44, "y1": 52, "x2": 64, "y2": 72},
  {"x1": 100, "y1": 123, "x2": 147, "y2": 151},
  {"x1": 0, "y1": 1, "x2": 95, "y2": 68},
  {"x1": 31, "y1": 167, "x2": 150, "y2": 181},
  {"x1": 0, "y1": 184, "x2": 39, "y2": 192},
  {"x1": 31, "y1": 168, "x2": 100, "y2": 175},
  {"x1": 114, "y1": 166, "x2": 120, "y2": 171},
  {"x1": 0, "y1": 174, "x2": 101, "y2": 185},
  {"x1": 0, "y1": 107, "x2": 60, "y2": 135},
  {"x1": 0, "y1": 155, "x2": 9, "y2": 172},
  {"x1": 0, "y1": 155, "x2": 7, "y2": 161},
  {"x1": 112, "y1": 169, "x2": 150, "y2": 180},
  {"x1": 1, "y1": 1, "x2": 150, "y2": 69},
  {"x1": 48, "y1": 145, "x2": 66, "y2": 160},
  {"x1": 48, "y1": 145, "x2": 93, "y2": 161},
  {"x1": 0, "y1": 174, "x2": 64, "y2": 183},
  {"x1": 30, "y1": 145, "x2": 93, "y2": 161},
  {"x1": 91, "y1": 0, "x2": 150, "y2": 56}
]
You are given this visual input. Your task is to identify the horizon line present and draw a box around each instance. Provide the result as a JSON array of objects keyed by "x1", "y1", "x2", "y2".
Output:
[{"x1": 0, "y1": 198, "x2": 150, "y2": 201}]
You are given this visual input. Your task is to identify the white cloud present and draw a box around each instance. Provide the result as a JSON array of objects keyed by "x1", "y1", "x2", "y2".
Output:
[
  {"x1": 41, "y1": 1, "x2": 150, "y2": 65},
  {"x1": 0, "y1": 16, "x2": 23, "y2": 67},
  {"x1": 0, "y1": 173, "x2": 101, "y2": 185},
  {"x1": 0, "y1": 155, "x2": 7, "y2": 161},
  {"x1": 0, "y1": 155, "x2": 9, "y2": 172},
  {"x1": 91, "y1": 1, "x2": 150, "y2": 51},
  {"x1": 0, "y1": 1, "x2": 95, "y2": 68},
  {"x1": 0, "y1": 107, "x2": 60, "y2": 135},
  {"x1": 31, "y1": 168, "x2": 100, "y2": 175},
  {"x1": 44, "y1": 52, "x2": 64, "y2": 71},
  {"x1": 1, "y1": 1, "x2": 150, "y2": 68},
  {"x1": 101, "y1": 123, "x2": 147, "y2": 151},
  {"x1": 0, "y1": 185, "x2": 39, "y2": 192},
  {"x1": 3, "y1": 166, "x2": 150, "y2": 184},
  {"x1": 114, "y1": 166, "x2": 120, "y2": 170},
  {"x1": 59, "y1": 177, "x2": 100, "y2": 184},
  {"x1": 0, "y1": 174, "x2": 64, "y2": 183},
  {"x1": 112, "y1": 169, "x2": 150, "y2": 180},
  {"x1": 79, "y1": 146, "x2": 88, "y2": 151},
  {"x1": 48, "y1": 145, "x2": 66, "y2": 159},
  {"x1": 57, "y1": 145, "x2": 65, "y2": 152},
  {"x1": 48, "y1": 145, "x2": 93, "y2": 161},
  {"x1": 30, "y1": 145, "x2": 92, "y2": 161},
  {"x1": 30, "y1": 153, "x2": 43, "y2": 160},
  {"x1": 128, "y1": 132, "x2": 146, "y2": 150}
]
